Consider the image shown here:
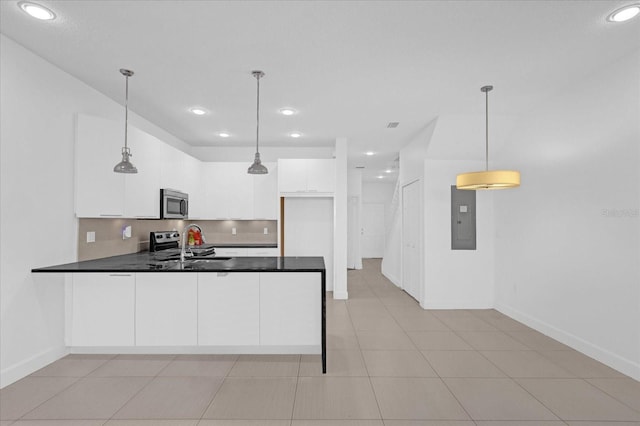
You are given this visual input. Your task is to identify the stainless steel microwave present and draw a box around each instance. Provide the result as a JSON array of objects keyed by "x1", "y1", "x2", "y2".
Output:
[{"x1": 160, "y1": 189, "x2": 188, "y2": 219}]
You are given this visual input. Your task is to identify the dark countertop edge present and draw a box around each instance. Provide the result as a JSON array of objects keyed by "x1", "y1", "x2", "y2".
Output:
[{"x1": 32, "y1": 268, "x2": 324, "y2": 273}]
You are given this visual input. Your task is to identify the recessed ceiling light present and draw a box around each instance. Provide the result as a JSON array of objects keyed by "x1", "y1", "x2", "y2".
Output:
[
  {"x1": 366, "y1": 151, "x2": 375, "y2": 156},
  {"x1": 377, "y1": 176, "x2": 384, "y2": 179},
  {"x1": 279, "y1": 108, "x2": 297, "y2": 116},
  {"x1": 385, "y1": 169, "x2": 392, "y2": 173},
  {"x1": 189, "y1": 107, "x2": 207, "y2": 116},
  {"x1": 607, "y1": 4, "x2": 640, "y2": 22},
  {"x1": 18, "y1": 1, "x2": 56, "y2": 20},
  {"x1": 290, "y1": 132, "x2": 302, "y2": 138},
  {"x1": 218, "y1": 132, "x2": 230, "y2": 138}
]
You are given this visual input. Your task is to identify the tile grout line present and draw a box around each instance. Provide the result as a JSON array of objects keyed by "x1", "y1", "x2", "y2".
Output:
[
  {"x1": 105, "y1": 354, "x2": 175, "y2": 422},
  {"x1": 348, "y1": 263, "x2": 385, "y2": 421},
  {"x1": 12, "y1": 355, "x2": 115, "y2": 422}
]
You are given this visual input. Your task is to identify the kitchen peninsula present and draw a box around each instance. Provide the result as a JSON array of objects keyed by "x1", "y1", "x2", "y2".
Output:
[{"x1": 32, "y1": 254, "x2": 327, "y2": 373}]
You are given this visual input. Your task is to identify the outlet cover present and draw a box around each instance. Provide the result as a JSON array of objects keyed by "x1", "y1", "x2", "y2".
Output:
[
  {"x1": 86, "y1": 231, "x2": 96, "y2": 243},
  {"x1": 264, "y1": 227, "x2": 268, "y2": 235},
  {"x1": 232, "y1": 227, "x2": 237, "y2": 235}
]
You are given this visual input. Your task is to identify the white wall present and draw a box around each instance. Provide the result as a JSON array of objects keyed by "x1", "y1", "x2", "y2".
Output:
[
  {"x1": 333, "y1": 138, "x2": 349, "y2": 299},
  {"x1": 0, "y1": 35, "x2": 188, "y2": 387},
  {"x1": 494, "y1": 50, "x2": 640, "y2": 380},
  {"x1": 423, "y1": 160, "x2": 494, "y2": 308}
]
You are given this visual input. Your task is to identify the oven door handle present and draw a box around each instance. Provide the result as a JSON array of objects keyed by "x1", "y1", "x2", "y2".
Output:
[{"x1": 180, "y1": 199, "x2": 188, "y2": 217}]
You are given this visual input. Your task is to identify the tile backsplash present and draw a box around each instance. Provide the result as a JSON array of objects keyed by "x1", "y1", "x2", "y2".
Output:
[{"x1": 78, "y1": 218, "x2": 278, "y2": 261}]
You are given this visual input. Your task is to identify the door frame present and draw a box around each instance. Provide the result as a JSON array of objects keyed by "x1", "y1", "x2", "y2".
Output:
[{"x1": 401, "y1": 179, "x2": 424, "y2": 306}]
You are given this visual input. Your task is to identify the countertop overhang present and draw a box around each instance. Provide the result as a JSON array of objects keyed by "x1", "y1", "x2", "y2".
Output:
[{"x1": 32, "y1": 252, "x2": 325, "y2": 273}]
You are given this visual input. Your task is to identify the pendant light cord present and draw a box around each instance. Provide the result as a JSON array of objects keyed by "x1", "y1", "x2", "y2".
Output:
[
  {"x1": 485, "y1": 87, "x2": 489, "y2": 172},
  {"x1": 255, "y1": 74, "x2": 260, "y2": 153},
  {"x1": 124, "y1": 74, "x2": 129, "y2": 150}
]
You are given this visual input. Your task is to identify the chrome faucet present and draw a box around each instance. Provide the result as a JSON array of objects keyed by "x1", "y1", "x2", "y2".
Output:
[{"x1": 180, "y1": 224, "x2": 206, "y2": 263}]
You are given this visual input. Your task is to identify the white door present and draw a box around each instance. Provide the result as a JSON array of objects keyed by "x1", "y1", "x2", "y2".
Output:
[
  {"x1": 362, "y1": 203, "x2": 385, "y2": 258},
  {"x1": 402, "y1": 180, "x2": 421, "y2": 302},
  {"x1": 347, "y1": 196, "x2": 362, "y2": 269}
]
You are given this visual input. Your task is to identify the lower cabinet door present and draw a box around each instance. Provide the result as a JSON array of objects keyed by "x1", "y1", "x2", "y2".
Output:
[
  {"x1": 136, "y1": 273, "x2": 197, "y2": 346},
  {"x1": 72, "y1": 273, "x2": 135, "y2": 346},
  {"x1": 198, "y1": 272, "x2": 259, "y2": 345},
  {"x1": 259, "y1": 272, "x2": 321, "y2": 346}
]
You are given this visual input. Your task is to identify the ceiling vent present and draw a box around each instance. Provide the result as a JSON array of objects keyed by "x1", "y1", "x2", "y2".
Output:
[
  {"x1": 387, "y1": 122, "x2": 399, "y2": 128},
  {"x1": 355, "y1": 166, "x2": 365, "y2": 169}
]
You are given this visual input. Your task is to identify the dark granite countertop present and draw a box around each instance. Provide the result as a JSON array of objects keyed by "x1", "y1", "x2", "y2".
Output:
[{"x1": 32, "y1": 252, "x2": 325, "y2": 273}]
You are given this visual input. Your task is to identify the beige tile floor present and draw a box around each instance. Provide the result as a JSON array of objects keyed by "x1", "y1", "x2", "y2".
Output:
[{"x1": 2, "y1": 259, "x2": 640, "y2": 425}]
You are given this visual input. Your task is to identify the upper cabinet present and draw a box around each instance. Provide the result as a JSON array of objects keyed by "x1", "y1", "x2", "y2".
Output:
[
  {"x1": 201, "y1": 162, "x2": 277, "y2": 220},
  {"x1": 75, "y1": 114, "x2": 125, "y2": 217},
  {"x1": 76, "y1": 114, "x2": 202, "y2": 219},
  {"x1": 278, "y1": 159, "x2": 335, "y2": 195},
  {"x1": 123, "y1": 127, "x2": 161, "y2": 218}
]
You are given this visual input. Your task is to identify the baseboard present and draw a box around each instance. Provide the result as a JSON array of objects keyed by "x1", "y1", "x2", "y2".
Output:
[
  {"x1": 423, "y1": 300, "x2": 494, "y2": 309},
  {"x1": 1, "y1": 345, "x2": 68, "y2": 389},
  {"x1": 381, "y1": 269, "x2": 401, "y2": 288},
  {"x1": 70, "y1": 345, "x2": 321, "y2": 355},
  {"x1": 333, "y1": 291, "x2": 349, "y2": 300},
  {"x1": 496, "y1": 303, "x2": 640, "y2": 381}
]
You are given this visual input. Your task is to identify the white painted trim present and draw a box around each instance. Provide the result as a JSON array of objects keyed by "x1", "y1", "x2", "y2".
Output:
[
  {"x1": 381, "y1": 269, "x2": 400, "y2": 288},
  {"x1": 70, "y1": 345, "x2": 321, "y2": 355},
  {"x1": 333, "y1": 291, "x2": 348, "y2": 300},
  {"x1": 279, "y1": 192, "x2": 335, "y2": 198},
  {"x1": 423, "y1": 300, "x2": 494, "y2": 310},
  {"x1": 496, "y1": 303, "x2": 640, "y2": 381},
  {"x1": 1, "y1": 346, "x2": 68, "y2": 389}
]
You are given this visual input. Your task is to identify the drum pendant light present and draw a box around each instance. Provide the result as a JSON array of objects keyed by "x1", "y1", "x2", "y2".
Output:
[
  {"x1": 113, "y1": 69, "x2": 138, "y2": 174},
  {"x1": 456, "y1": 86, "x2": 519, "y2": 190},
  {"x1": 248, "y1": 70, "x2": 268, "y2": 175}
]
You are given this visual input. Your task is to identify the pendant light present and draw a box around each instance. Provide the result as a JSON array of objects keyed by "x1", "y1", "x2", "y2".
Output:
[
  {"x1": 456, "y1": 85, "x2": 520, "y2": 190},
  {"x1": 248, "y1": 70, "x2": 268, "y2": 174},
  {"x1": 113, "y1": 69, "x2": 138, "y2": 174}
]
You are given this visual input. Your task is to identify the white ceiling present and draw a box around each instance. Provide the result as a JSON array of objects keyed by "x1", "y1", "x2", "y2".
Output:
[{"x1": 1, "y1": 0, "x2": 639, "y2": 181}]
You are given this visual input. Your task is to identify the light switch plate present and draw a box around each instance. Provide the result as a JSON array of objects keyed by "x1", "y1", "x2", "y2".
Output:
[
  {"x1": 460, "y1": 205, "x2": 468, "y2": 213},
  {"x1": 86, "y1": 231, "x2": 95, "y2": 243}
]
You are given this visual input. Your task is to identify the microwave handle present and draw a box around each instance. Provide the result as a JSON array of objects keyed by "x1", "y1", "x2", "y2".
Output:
[{"x1": 180, "y1": 199, "x2": 188, "y2": 217}]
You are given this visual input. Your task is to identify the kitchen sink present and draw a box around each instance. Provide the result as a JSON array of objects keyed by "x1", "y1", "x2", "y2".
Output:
[{"x1": 151, "y1": 257, "x2": 232, "y2": 263}]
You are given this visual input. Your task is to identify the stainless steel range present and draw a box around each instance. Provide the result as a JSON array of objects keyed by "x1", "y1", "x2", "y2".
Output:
[{"x1": 149, "y1": 231, "x2": 217, "y2": 259}]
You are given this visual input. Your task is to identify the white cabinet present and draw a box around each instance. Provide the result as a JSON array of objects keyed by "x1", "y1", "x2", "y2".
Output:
[
  {"x1": 75, "y1": 115, "x2": 125, "y2": 217},
  {"x1": 278, "y1": 159, "x2": 335, "y2": 195},
  {"x1": 76, "y1": 114, "x2": 163, "y2": 218},
  {"x1": 214, "y1": 247, "x2": 278, "y2": 256},
  {"x1": 202, "y1": 163, "x2": 254, "y2": 219},
  {"x1": 135, "y1": 273, "x2": 197, "y2": 346},
  {"x1": 214, "y1": 247, "x2": 249, "y2": 257},
  {"x1": 247, "y1": 248, "x2": 280, "y2": 256},
  {"x1": 182, "y1": 155, "x2": 203, "y2": 219},
  {"x1": 198, "y1": 273, "x2": 259, "y2": 345},
  {"x1": 259, "y1": 272, "x2": 321, "y2": 345},
  {"x1": 253, "y1": 163, "x2": 279, "y2": 219},
  {"x1": 201, "y1": 162, "x2": 277, "y2": 219},
  {"x1": 123, "y1": 127, "x2": 161, "y2": 218},
  {"x1": 71, "y1": 273, "x2": 135, "y2": 346}
]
